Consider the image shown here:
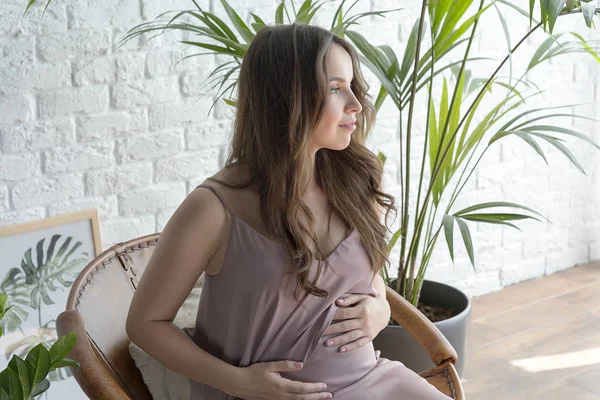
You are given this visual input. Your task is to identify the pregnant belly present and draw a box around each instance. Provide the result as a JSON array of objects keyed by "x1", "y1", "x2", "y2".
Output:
[{"x1": 281, "y1": 331, "x2": 378, "y2": 392}]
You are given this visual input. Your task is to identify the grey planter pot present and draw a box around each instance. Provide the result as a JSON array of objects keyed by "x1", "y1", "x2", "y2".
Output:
[{"x1": 373, "y1": 280, "x2": 471, "y2": 376}]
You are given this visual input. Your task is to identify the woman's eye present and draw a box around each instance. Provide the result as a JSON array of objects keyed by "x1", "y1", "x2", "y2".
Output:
[{"x1": 330, "y1": 87, "x2": 341, "y2": 94}]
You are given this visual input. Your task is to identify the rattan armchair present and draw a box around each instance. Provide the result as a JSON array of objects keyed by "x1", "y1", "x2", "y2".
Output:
[{"x1": 56, "y1": 233, "x2": 465, "y2": 399}]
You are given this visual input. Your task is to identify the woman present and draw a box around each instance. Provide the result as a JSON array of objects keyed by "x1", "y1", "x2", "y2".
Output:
[{"x1": 127, "y1": 23, "x2": 451, "y2": 400}]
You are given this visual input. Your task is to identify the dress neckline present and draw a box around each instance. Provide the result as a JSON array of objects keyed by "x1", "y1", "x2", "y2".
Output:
[{"x1": 232, "y1": 214, "x2": 358, "y2": 263}]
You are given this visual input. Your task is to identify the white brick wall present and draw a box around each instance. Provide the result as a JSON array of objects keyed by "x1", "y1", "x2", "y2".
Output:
[{"x1": 0, "y1": 0, "x2": 598, "y2": 299}]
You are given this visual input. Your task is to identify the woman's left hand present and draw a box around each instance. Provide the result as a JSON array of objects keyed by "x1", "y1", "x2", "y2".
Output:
[{"x1": 322, "y1": 287, "x2": 391, "y2": 353}]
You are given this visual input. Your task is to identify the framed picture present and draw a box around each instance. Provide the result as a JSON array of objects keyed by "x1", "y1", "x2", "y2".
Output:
[{"x1": 0, "y1": 209, "x2": 101, "y2": 400}]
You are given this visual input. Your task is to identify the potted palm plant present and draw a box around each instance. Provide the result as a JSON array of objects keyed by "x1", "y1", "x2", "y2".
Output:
[
  {"x1": 23, "y1": 0, "x2": 600, "y2": 377},
  {"x1": 353, "y1": 0, "x2": 600, "y2": 375}
]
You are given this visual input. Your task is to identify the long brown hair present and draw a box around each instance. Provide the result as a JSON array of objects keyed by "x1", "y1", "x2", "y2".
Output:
[{"x1": 210, "y1": 23, "x2": 397, "y2": 301}]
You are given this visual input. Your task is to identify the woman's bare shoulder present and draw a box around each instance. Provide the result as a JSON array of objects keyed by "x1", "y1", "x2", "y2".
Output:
[{"x1": 201, "y1": 163, "x2": 255, "y2": 191}]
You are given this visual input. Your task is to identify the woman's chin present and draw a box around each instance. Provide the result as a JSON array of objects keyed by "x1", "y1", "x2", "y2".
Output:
[
  {"x1": 332, "y1": 140, "x2": 351, "y2": 151},
  {"x1": 316, "y1": 136, "x2": 352, "y2": 152}
]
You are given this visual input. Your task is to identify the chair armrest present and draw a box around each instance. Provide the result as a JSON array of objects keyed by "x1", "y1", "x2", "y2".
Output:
[
  {"x1": 56, "y1": 310, "x2": 132, "y2": 400},
  {"x1": 385, "y1": 286, "x2": 458, "y2": 367}
]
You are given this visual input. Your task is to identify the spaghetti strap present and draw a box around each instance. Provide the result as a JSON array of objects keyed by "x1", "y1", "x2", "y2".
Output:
[{"x1": 196, "y1": 184, "x2": 233, "y2": 214}]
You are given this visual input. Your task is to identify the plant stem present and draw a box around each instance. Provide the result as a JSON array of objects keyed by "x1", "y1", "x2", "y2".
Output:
[
  {"x1": 413, "y1": 20, "x2": 436, "y2": 254},
  {"x1": 396, "y1": 0, "x2": 428, "y2": 296},
  {"x1": 397, "y1": 101, "x2": 405, "y2": 294},
  {"x1": 412, "y1": 226, "x2": 441, "y2": 304}
]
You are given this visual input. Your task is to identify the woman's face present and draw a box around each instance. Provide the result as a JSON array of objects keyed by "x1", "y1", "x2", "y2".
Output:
[{"x1": 310, "y1": 43, "x2": 363, "y2": 153}]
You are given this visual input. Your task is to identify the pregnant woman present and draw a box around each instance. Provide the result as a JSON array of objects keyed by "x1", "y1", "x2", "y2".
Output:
[{"x1": 126, "y1": 23, "x2": 451, "y2": 400}]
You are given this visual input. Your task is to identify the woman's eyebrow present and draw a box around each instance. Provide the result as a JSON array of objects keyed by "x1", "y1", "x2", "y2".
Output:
[{"x1": 328, "y1": 77, "x2": 353, "y2": 83}]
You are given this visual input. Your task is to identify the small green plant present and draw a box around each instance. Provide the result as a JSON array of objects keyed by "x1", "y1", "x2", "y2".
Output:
[{"x1": 0, "y1": 294, "x2": 78, "y2": 400}]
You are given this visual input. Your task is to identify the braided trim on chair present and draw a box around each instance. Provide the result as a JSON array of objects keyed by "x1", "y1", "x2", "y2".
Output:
[
  {"x1": 420, "y1": 364, "x2": 457, "y2": 399},
  {"x1": 75, "y1": 255, "x2": 119, "y2": 311},
  {"x1": 118, "y1": 240, "x2": 158, "y2": 256},
  {"x1": 74, "y1": 239, "x2": 159, "y2": 311}
]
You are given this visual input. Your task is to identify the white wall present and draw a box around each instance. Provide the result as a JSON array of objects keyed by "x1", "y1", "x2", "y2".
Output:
[{"x1": 0, "y1": 0, "x2": 598, "y2": 298}]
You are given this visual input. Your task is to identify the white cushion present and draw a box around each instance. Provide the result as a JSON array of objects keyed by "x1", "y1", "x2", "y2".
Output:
[{"x1": 129, "y1": 276, "x2": 203, "y2": 400}]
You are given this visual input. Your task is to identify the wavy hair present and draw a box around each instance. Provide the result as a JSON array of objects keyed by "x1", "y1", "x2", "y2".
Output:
[{"x1": 210, "y1": 23, "x2": 397, "y2": 301}]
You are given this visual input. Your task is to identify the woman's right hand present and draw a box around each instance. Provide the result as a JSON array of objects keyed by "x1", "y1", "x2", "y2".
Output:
[{"x1": 229, "y1": 360, "x2": 333, "y2": 400}]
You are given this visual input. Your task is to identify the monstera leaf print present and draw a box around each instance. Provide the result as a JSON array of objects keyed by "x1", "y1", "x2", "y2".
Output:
[
  {"x1": 0, "y1": 268, "x2": 31, "y2": 334},
  {"x1": 1, "y1": 234, "x2": 87, "y2": 333},
  {"x1": 22, "y1": 234, "x2": 87, "y2": 310}
]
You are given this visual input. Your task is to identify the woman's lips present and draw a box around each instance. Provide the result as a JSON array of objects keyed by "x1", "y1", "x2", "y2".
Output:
[{"x1": 339, "y1": 123, "x2": 356, "y2": 130}]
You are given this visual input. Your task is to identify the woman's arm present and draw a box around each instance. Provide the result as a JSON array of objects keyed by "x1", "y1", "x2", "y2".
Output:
[{"x1": 126, "y1": 187, "x2": 240, "y2": 394}]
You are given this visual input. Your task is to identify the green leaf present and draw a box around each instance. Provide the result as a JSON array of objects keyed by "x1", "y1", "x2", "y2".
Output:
[
  {"x1": 528, "y1": 34, "x2": 562, "y2": 71},
  {"x1": 569, "y1": 32, "x2": 600, "y2": 63},
  {"x1": 275, "y1": 1, "x2": 284, "y2": 24},
  {"x1": 460, "y1": 212, "x2": 538, "y2": 222},
  {"x1": 459, "y1": 217, "x2": 521, "y2": 230},
  {"x1": 24, "y1": 0, "x2": 37, "y2": 13},
  {"x1": 455, "y1": 218, "x2": 474, "y2": 266},
  {"x1": 581, "y1": 2, "x2": 596, "y2": 29},
  {"x1": 223, "y1": 98, "x2": 236, "y2": 107},
  {"x1": 442, "y1": 69, "x2": 465, "y2": 182},
  {"x1": 513, "y1": 131, "x2": 548, "y2": 164},
  {"x1": 179, "y1": 41, "x2": 241, "y2": 57},
  {"x1": 538, "y1": 135, "x2": 587, "y2": 174},
  {"x1": 429, "y1": 0, "x2": 452, "y2": 38},
  {"x1": 25, "y1": 344, "x2": 51, "y2": 387},
  {"x1": 193, "y1": 31, "x2": 248, "y2": 55},
  {"x1": 455, "y1": 201, "x2": 545, "y2": 219},
  {"x1": 501, "y1": 103, "x2": 580, "y2": 132},
  {"x1": 7, "y1": 369, "x2": 23, "y2": 400},
  {"x1": 546, "y1": 0, "x2": 565, "y2": 34},
  {"x1": 529, "y1": 0, "x2": 535, "y2": 28},
  {"x1": 493, "y1": 0, "x2": 513, "y2": 100},
  {"x1": 374, "y1": 84, "x2": 388, "y2": 111},
  {"x1": 219, "y1": 0, "x2": 254, "y2": 43},
  {"x1": 296, "y1": 0, "x2": 312, "y2": 19},
  {"x1": 438, "y1": 0, "x2": 474, "y2": 42},
  {"x1": 204, "y1": 11, "x2": 240, "y2": 42},
  {"x1": 0, "y1": 294, "x2": 7, "y2": 312},
  {"x1": 48, "y1": 332, "x2": 76, "y2": 366},
  {"x1": 523, "y1": 125, "x2": 600, "y2": 150},
  {"x1": 387, "y1": 228, "x2": 402, "y2": 255},
  {"x1": 295, "y1": 0, "x2": 326, "y2": 24},
  {"x1": 540, "y1": 0, "x2": 548, "y2": 31},
  {"x1": 0, "y1": 369, "x2": 8, "y2": 394},
  {"x1": 8, "y1": 356, "x2": 31, "y2": 398},
  {"x1": 0, "y1": 301, "x2": 10, "y2": 321},
  {"x1": 30, "y1": 379, "x2": 50, "y2": 398},
  {"x1": 49, "y1": 359, "x2": 80, "y2": 370},
  {"x1": 377, "y1": 151, "x2": 387, "y2": 166},
  {"x1": 428, "y1": 90, "x2": 439, "y2": 177},
  {"x1": 399, "y1": 19, "x2": 422, "y2": 84},
  {"x1": 443, "y1": 215, "x2": 455, "y2": 262},
  {"x1": 348, "y1": 32, "x2": 400, "y2": 108},
  {"x1": 346, "y1": 30, "x2": 389, "y2": 74},
  {"x1": 459, "y1": 92, "x2": 513, "y2": 166}
]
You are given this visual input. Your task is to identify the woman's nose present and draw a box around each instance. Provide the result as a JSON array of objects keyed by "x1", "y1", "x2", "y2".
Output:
[{"x1": 346, "y1": 97, "x2": 362, "y2": 114}]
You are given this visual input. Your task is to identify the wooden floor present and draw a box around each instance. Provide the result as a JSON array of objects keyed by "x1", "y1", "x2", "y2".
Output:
[{"x1": 463, "y1": 260, "x2": 600, "y2": 399}]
